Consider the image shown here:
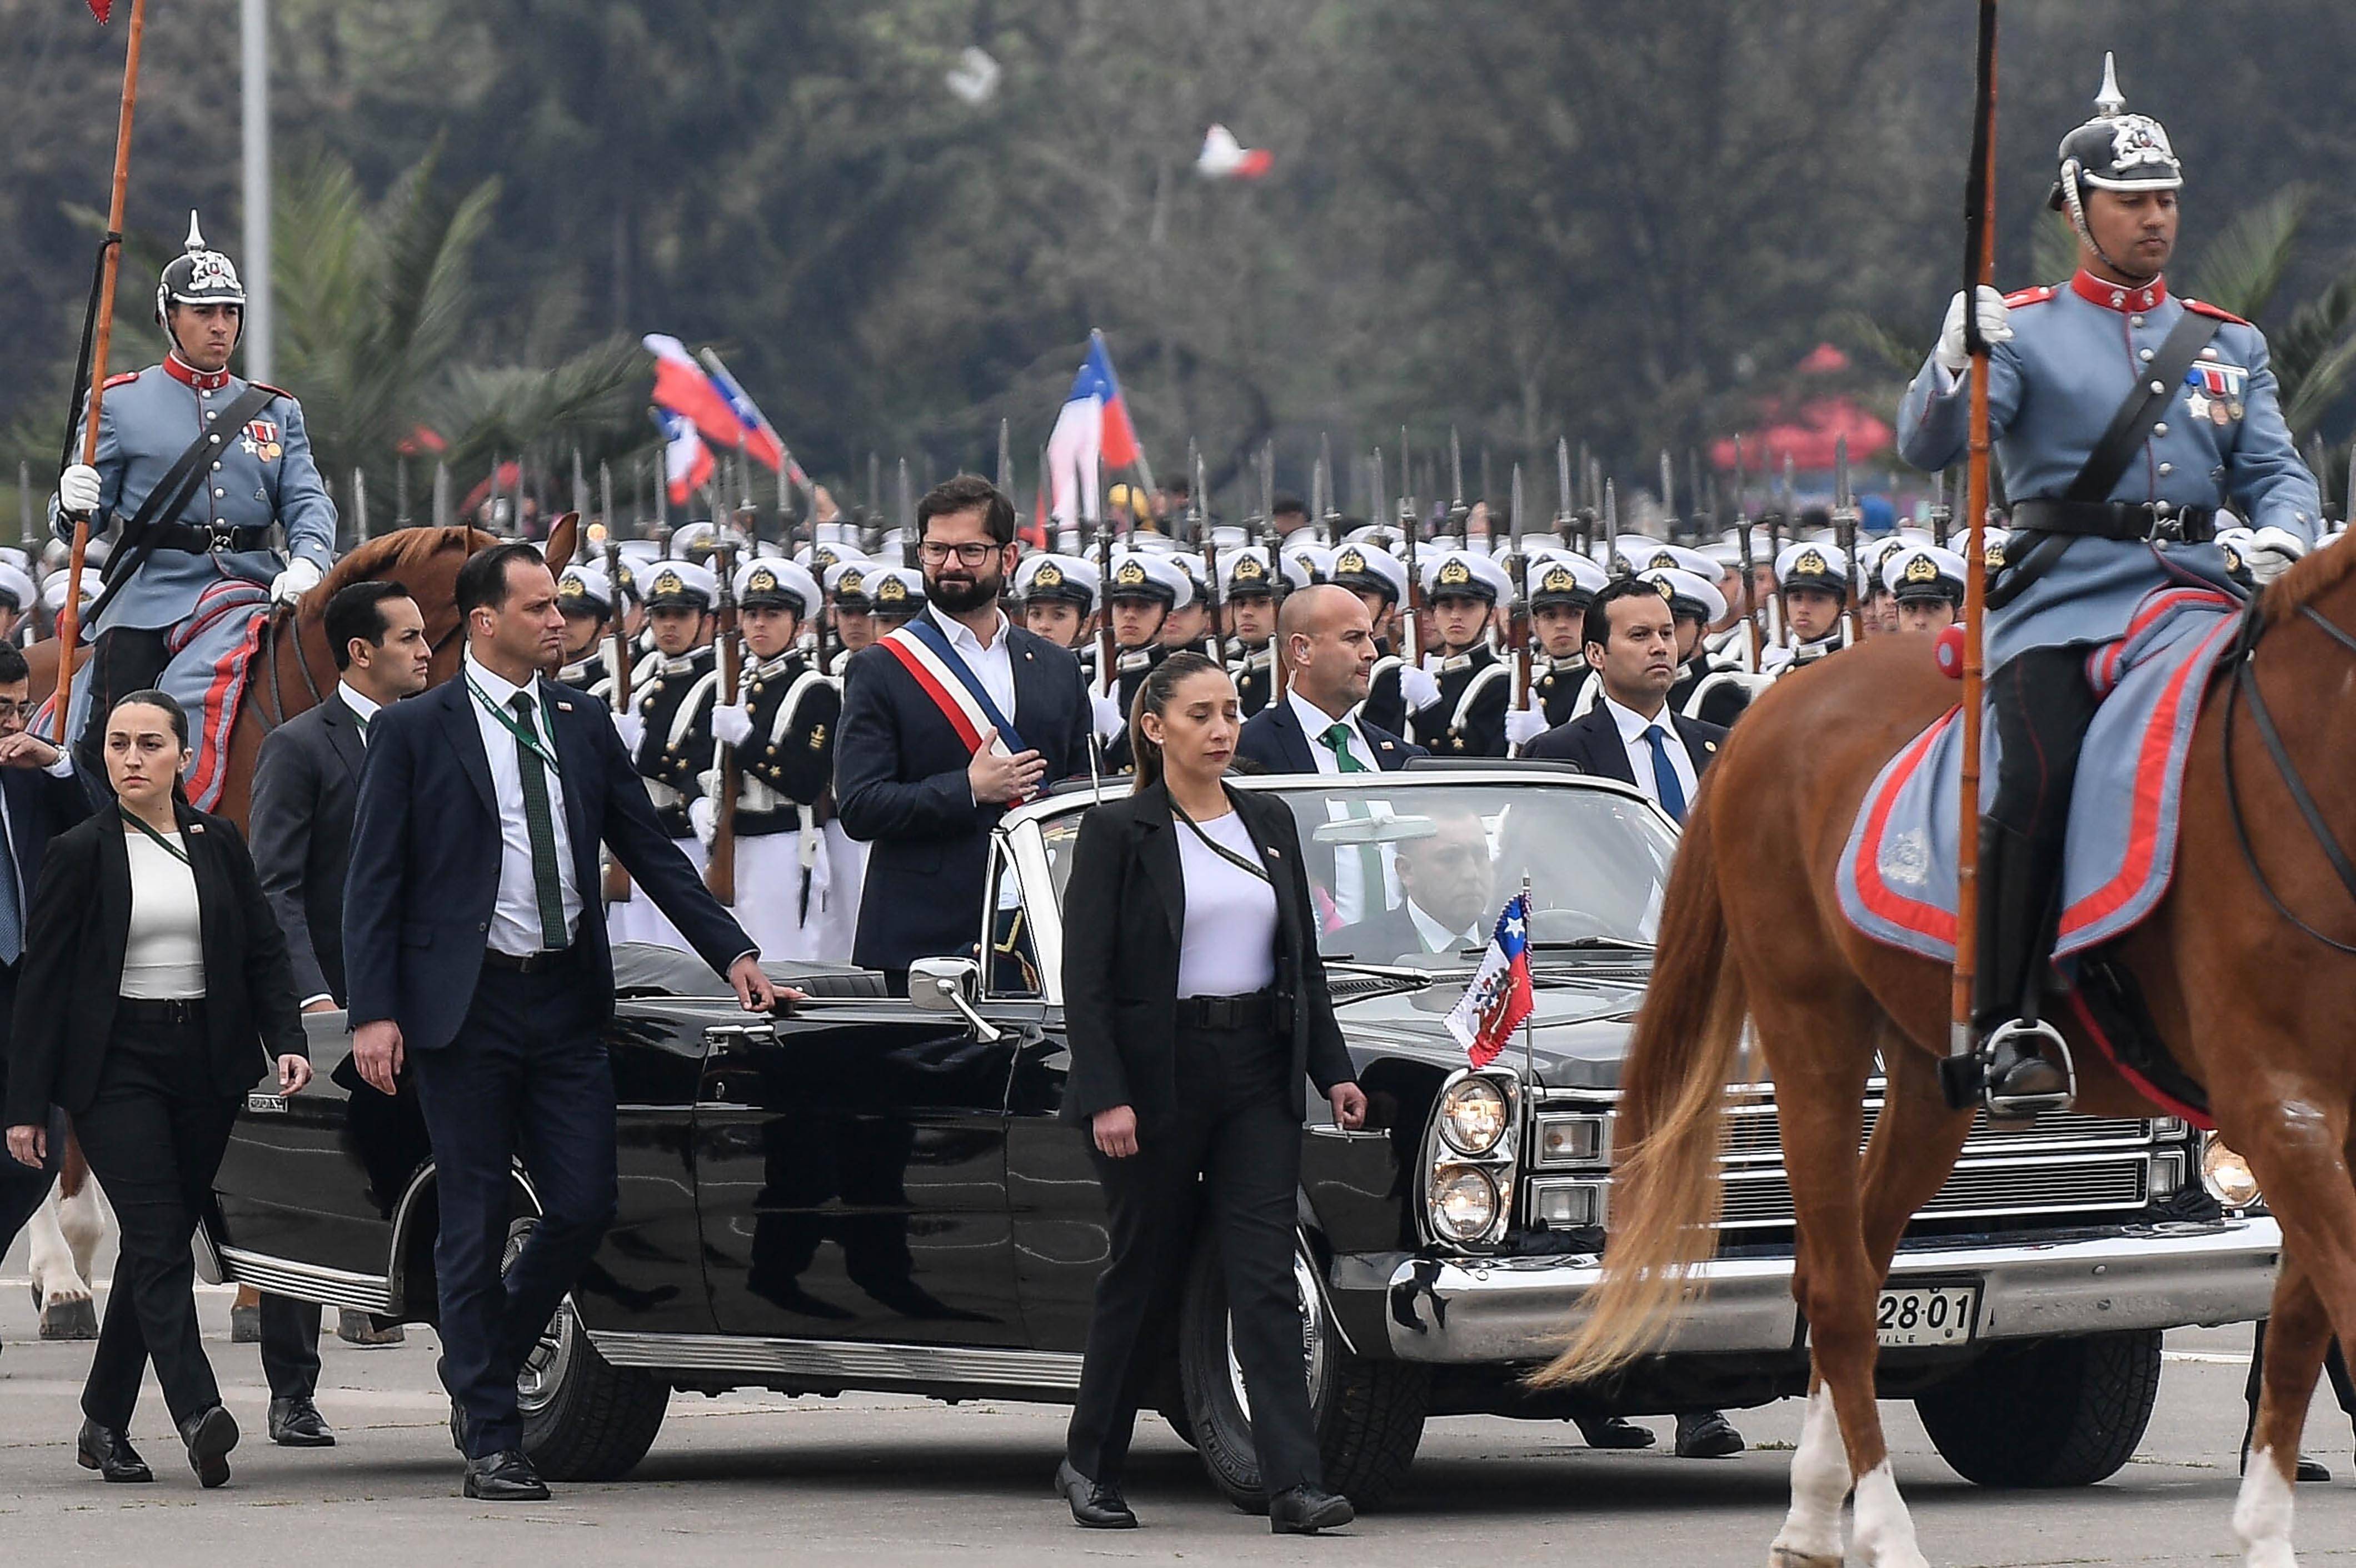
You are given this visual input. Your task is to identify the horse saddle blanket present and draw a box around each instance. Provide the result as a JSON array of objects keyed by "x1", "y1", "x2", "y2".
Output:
[
  {"x1": 164, "y1": 580, "x2": 273, "y2": 810},
  {"x1": 1836, "y1": 586, "x2": 2244, "y2": 964}
]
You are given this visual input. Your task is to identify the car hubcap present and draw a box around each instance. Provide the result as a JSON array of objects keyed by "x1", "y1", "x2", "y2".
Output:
[
  {"x1": 1226, "y1": 1251, "x2": 1326, "y2": 1422},
  {"x1": 502, "y1": 1220, "x2": 576, "y2": 1417}
]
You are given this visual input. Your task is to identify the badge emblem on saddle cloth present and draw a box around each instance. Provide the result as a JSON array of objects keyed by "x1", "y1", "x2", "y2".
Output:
[
  {"x1": 878, "y1": 620, "x2": 1039, "y2": 803},
  {"x1": 1833, "y1": 587, "x2": 2244, "y2": 966}
]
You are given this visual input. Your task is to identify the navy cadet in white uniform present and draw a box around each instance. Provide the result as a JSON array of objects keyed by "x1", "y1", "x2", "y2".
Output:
[
  {"x1": 1897, "y1": 57, "x2": 2319, "y2": 1105},
  {"x1": 54, "y1": 215, "x2": 335, "y2": 781}
]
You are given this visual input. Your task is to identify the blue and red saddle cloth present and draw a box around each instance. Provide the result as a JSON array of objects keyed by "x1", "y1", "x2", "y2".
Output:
[{"x1": 1834, "y1": 583, "x2": 2244, "y2": 1122}]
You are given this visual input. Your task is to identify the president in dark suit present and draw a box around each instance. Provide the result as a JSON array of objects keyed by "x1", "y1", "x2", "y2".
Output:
[
  {"x1": 0, "y1": 643, "x2": 89, "y2": 1261},
  {"x1": 1524, "y1": 578, "x2": 1725, "y2": 822},
  {"x1": 344, "y1": 542, "x2": 781, "y2": 1501},
  {"x1": 245, "y1": 581, "x2": 433, "y2": 1441},
  {"x1": 835, "y1": 476, "x2": 1091, "y2": 986}
]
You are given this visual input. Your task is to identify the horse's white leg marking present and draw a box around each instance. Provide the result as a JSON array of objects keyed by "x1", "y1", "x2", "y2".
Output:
[
  {"x1": 1850, "y1": 1460, "x2": 1929, "y2": 1568},
  {"x1": 23, "y1": 1185, "x2": 88, "y2": 1307},
  {"x1": 2233, "y1": 1448, "x2": 2298, "y2": 1568},
  {"x1": 1768, "y1": 1384, "x2": 1850, "y2": 1568},
  {"x1": 57, "y1": 1177, "x2": 106, "y2": 1284}
]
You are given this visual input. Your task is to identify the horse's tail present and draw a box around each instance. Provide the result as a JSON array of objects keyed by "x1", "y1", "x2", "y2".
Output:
[{"x1": 1535, "y1": 790, "x2": 1745, "y2": 1386}]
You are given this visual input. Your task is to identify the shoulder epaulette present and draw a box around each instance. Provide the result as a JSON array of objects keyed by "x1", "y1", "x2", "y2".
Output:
[
  {"x1": 2184, "y1": 299, "x2": 2250, "y2": 327},
  {"x1": 102, "y1": 371, "x2": 139, "y2": 390},
  {"x1": 2002, "y1": 285, "x2": 2058, "y2": 308},
  {"x1": 247, "y1": 381, "x2": 294, "y2": 399}
]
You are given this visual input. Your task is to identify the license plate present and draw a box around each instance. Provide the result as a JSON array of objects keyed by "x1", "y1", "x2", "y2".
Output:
[{"x1": 1876, "y1": 1284, "x2": 1978, "y2": 1347}]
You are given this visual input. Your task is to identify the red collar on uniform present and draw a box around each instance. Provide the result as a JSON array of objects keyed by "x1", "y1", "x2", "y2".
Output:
[
  {"x1": 2070, "y1": 269, "x2": 2168, "y2": 314},
  {"x1": 162, "y1": 353, "x2": 232, "y2": 392}
]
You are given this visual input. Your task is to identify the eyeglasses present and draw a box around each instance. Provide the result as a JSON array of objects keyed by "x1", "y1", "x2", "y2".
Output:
[
  {"x1": 917, "y1": 541, "x2": 1001, "y2": 567},
  {"x1": 0, "y1": 702, "x2": 31, "y2": 723}
]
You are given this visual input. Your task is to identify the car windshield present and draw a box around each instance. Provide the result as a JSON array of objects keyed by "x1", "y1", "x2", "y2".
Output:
[{"x1": 1036, "y1": 778, "x2": 1674, "y2": 965}]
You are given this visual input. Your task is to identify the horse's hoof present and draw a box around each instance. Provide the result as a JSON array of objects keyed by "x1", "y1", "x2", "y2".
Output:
[
  {"x1": 1769, "y1": 1550, "x2": 1843, "y2": 1568},
  {"x1": 39, "y1": 1298, "x2": 98, "y2": 1341}
]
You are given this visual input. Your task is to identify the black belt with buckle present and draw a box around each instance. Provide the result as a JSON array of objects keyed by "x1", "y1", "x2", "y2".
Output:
[
  {"x1": 147, "y1": 522, "x2": 276, "y2": 556},
  {"x1": 481, "y1": 946, "x2": 573, "y2": 975},
  {"x1": 2008, "y1": 499, "x2": 2217, "y2": 545},
  {"x1": 117, "y1": 996, "x2": 206, "y2": 1025},
  {"x1": 1174, "y1": 992, "x2": 1277, "y2": 1031}
]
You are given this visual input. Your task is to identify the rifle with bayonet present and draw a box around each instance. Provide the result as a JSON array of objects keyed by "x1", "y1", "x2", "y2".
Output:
[
  {"x1": 705, "y1": 541, "x2": 742, "y2": 906},
  {"x1": 1195, "y1": 451, "x2": 1222, "y2": 665},
  {"x1": 1555, "y1": 438, "x2": 1576, "y2": 547},
  {"x1": 1509, "y1": 462, "x2": 1531, "y2": 711},
  {"x1": 1447, "y1": 427, "x2": 1470, "y2": 538},
  {"x1": 1604, "y1": 479, "x2": 1621, "y2": 578},
  {"x1": 601, "y1": 464, "x2": 636, "y2": 903},
  {"x1": 1930, "y1": 467, "x2": 1952, "y2": 550},
  {"x1": 1399, "y1": 431, "x2": 1423, "y2": 663},
  {"x1": 1731, "y1": 436, "x2": 1764, "y2": 671},
  {"x1": 1834, "y1": 434, "x2": 1863, "y2": 644}
]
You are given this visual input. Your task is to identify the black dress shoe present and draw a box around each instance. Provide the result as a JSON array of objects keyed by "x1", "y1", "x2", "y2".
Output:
[
  {"x1": 1267, "y1": 1486, "x2": 1354, "y2": 1535},
  {"x1": 1055, "y1": 1458, "x2": 1137, "y2": 1528},
  {"x1": 464, "y1": 1449, "x2": 551, "y2": 1501},
  {"x1": 2298, "y1": 1456, "x2": 2334, "y2": 1482},
  {"x1": 269, "y1": 1397, "x2": 336, "y2": 1447},
  {"x1": 76, "y1": 1420, "x2": 153, "y2": 1483},
  {"x1": 1984, "y1": 1037, "x2": 2070, "y2": 1111},
  {"x1": 1675, "y1": 1410, "x2": 1745, "y2": 1459},
  {"x1": 179, "y1": 1405, "x2": 239, "y2": 1489},
  {"x1": 1575, "y1": 1414, "x2": 1657, "y2": 1450}
]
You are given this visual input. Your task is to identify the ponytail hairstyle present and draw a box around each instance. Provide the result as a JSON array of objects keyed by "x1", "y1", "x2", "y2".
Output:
[
  {"x1": 111, "y1": 688, "x2": 194, "y2": 805},
  {"x1": 1126, "y1": 648, "x2": 1225, "y2": 796}
]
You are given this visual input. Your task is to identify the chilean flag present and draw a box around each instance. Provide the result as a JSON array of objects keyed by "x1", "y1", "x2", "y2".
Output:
[
  {"x1": 1445, "y1": 893, "x2": 1535, "y2": 1069},
  {"x1": 653, "y1": 407, "x2": 714, "y2": 506},
  {"x1": 1046, "y1": 331, "x2": 1142, "y2": 529},
  {"x1": 695, "y1": 348, "x2": 790, "y2": 475},
  {"x1": 645, "y1": 334, "x2": 753, "y2": 453}
]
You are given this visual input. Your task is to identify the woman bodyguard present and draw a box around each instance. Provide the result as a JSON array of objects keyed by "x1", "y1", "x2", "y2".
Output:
[
  {"x1": 5, "y1": 691, "x2": 311, "y2": 1488},
  {"x1": 1056, "y1": 650, "x2": 1369, "y2": 1535}
]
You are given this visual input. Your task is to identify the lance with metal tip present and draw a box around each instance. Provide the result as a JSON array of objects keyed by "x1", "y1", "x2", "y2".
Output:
[
  {"x1": 54, "y1": 0, "x2": 156, "y2": 738},
  {"x1": 1948, "y1": 0, "x2": 2001, "y2": 1089}
]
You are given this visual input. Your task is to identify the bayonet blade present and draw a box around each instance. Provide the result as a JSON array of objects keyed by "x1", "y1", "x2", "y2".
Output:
[
  {"x1": 1604, "y1": 480, "x2": 1620, "y2": 574},
  {"x1": 996, "y1": 418, "x2": 1012, "y2": 495},
  {"x1": 1449, "y1": 426, "x2": 1465, "y2": 507},
  {"x1": 1660, "y1": 449, "x2": 1675, "y2": 522},
  {"x1": 1555, "y1": 437, "x2": 1574, "y2": 529}
]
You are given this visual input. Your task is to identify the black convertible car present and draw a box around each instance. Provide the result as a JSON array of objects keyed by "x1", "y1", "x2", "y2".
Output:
[{"x1": 206, "y1": 770, "x2": 2279, "y2": 1506}]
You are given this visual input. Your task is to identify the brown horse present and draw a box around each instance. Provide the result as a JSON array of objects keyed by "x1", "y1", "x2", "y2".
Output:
[{"x1": 1545, "y1": 537, "x2": 2356, "y2": 1567}]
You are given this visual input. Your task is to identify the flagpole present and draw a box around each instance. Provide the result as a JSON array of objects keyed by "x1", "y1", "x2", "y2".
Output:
[
  {"x1": 55, "y1": 0, "x2": 152, "y2": 744},
  {"x1": 1519, "y1": 875, "x2": 1536, "y2": 1082}
]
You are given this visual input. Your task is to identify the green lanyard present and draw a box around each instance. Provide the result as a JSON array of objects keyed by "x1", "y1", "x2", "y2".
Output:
[
  {"x1": 465, "y1": 673, "x2": 563, "y2": 777},
  {"x1": 119, "y1": 806, "x2": 191, "y2": 866}
]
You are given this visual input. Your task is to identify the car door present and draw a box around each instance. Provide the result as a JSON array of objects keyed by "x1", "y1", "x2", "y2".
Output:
[{"x1": 692, "y1": 995, "x2": 1027, "y2": 1345}]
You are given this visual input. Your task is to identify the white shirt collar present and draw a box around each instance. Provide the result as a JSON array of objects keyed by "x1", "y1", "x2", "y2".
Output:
[
  {"x1": 1603, "y1": 691, "x2": 1671, "y2": 745},
  {"x1": 929, "y1": 602, "x2": 1009, "y2": 653},
  {"x1": 463, "y1": 648, "x2": 536, "y2": 710},
  {"x1": 1406, "y1": 900, "x2": 1480, "y2": 956},
  {"x1": 337, "y1": 680, "x2": 383, "y2": 726},
  {"x1": 1287, "y1": 688, "x2": 1357, "y2": 748}
]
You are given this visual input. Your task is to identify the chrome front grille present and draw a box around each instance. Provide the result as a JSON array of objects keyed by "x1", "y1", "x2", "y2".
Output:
[
  {"x1": 1716, "y1": 1101, "x2": 2162, "y2": 1161},
  {"x1": 1718, "y1": 1151, "x2": 2151, "y2": 1230}
]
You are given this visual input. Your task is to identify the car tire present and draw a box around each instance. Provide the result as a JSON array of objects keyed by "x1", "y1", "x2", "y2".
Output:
[
  {"x1": 1914, "y1": 1328, "x2": 2163, "y2": 1488},
  {"x1": 1175, "y1": 1234, "x2": 1429, "y2": 1511},
  {"x1": 502, "y1": 1219, "x2": 672, "y2": 1482}
]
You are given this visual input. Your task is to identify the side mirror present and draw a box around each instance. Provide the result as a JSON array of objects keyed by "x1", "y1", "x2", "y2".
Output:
[{"x1": 908, "y1": 956, "x2": 1003, "y2": 1042}]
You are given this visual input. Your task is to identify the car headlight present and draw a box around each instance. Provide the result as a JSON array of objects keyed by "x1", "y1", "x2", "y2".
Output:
[
  {"x1": 1439, "y1": 1077, "x2": 1510, "y2": 1155},
  {"x1": 2202, "y1": 1134, "x2": 2262, "y2": 1208},
  {"x1": 1430, "y1": 1164, "x2": 1500, "y2": 1242}
]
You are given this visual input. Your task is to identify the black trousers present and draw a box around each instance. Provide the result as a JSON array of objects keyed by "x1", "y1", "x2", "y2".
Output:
[
  {"x1": 259, "y1": 1294, "x2": 322, "y2": 1400},
  {"x1": 73, "y1": 1016, "x2": 241, "y2": 1429},
  {"x1": 2247, "y1": 1318, "x2": 2356, "y2": 1435},
  {"x1": 72, "y1": 626, "x2": 173, "y2": 797},
  {"x1": 410, "y1": 952, "x2": 616, "y2": 1460},
  {"x1": 1065, "y1": 1019, "x2": 1321, "y2": 1496},
  {"x1": 1979, "y1": 646, "x2": 2105, "y2": 1022}
]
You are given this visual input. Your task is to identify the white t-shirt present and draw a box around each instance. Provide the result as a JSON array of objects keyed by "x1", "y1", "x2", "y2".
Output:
[
  {"x1": 1174, "y1": 810, "x2": 1279, "y2": 998},
  {"x1": 122, "y1": 831, "x2": 206, "y2": 1000}
]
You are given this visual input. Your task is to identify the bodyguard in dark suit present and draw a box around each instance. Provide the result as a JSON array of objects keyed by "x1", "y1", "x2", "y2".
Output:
[
  {"x1": 1057, "y1": 650, "x2": 1366, "y2": 1536},
  {"x1": 246, "y1": 581, "x2": 435, "y2": 1439},
  {"x1": 1234, "y1": 586, "x2": 1424, "y2": 776},
  {"x1": 343, "y1": 542, "x2": 782, "y2": 1501},
  {"x1": 1524, "y1": 579, "x2": 1725, "y2": 821},
  {"x1": 835, "y1": 476, "x2": 1091, "y2": 983},
  {"x1": 8, "y1": 690, "x2": 312, "y2": 1489},
  {"x1": 0, "y1": 643, "x2": 90, "y2": 1266}
]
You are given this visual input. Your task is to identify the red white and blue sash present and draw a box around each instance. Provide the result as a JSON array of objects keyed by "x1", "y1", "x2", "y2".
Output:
[{"x1": 881, "y1": 619, "x2": 1035, "y2": 800}]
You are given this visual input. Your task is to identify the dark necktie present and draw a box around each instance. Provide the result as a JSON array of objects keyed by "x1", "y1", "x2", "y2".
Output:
[
  {"x1": 1644, "y1": 724, "x2": 1688, "y2": 823},
  {"x1": 510, "y1": 692, "x2": 568, "y2": 950}
]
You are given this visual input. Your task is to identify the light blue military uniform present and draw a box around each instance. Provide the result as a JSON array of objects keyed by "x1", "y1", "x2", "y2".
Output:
[
  {"x1": 1898, "y1": 273, "x2": 2318, "y2": 669},
  {"x1": 54, "y1": 358, "x2": 337, "y2": 635}
]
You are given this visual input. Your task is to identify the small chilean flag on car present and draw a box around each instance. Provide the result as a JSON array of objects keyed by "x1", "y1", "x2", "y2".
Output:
[
  {"x1": 1445, "y1": 893, "x2": 1534, "y2": 1068},
  {"x1": 1046, "y1": 331, "x2": 1142, "y2": 528}
]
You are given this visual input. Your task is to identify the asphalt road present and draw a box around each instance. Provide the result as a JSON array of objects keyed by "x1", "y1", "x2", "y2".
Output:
[{"x1": 3, "y1": 1247, "x2": 2353, "y2": 1566}]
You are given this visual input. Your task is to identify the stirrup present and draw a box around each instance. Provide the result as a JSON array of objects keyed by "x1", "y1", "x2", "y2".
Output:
[{"x1": 1980, "y1": 1017, "x2": 2076, "y2": 1120}]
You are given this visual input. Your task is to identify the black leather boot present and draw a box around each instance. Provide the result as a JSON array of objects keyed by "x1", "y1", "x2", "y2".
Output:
[{"x1": 1969, "y1": 821, "x2": 2073, "y2": 1114}]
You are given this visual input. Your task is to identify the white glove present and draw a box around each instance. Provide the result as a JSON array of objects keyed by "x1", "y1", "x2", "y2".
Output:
[
  {"x1": 1400, "y1": 663, "x2": 1443, "y2": 710},
  {"x1": 1505, "y1": 707, "x2": 1550, "y2": 748},
  {"x1": 1091, "y1": 691, "x2": 1125, "y2": 744},
  {"x1": 270, "y1": 557, "x2": 323, "y2": 607},
  {"x1": 711, "y1": 702, "x2": 755, "y2": 747},
  {"x1": 1935, "y1": 285, "x2": 2013, "y2": 374},
  {"x1": 689, "y1": 796, "x2": 717, "y2": 846},
  {"x1": 57, "y1": 464, "x2": 101, "y2": 517},
  {"x1": 611, "y1": 711, "x2": 646, "y2": 752}
]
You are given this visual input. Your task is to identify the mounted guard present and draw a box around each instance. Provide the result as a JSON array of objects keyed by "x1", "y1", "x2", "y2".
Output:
[
  {"x1": 52, "y1": 214, "x2": 335, "y2": 783},
  {"x1": 1896, "y1": 56, "x2": 2319, "y2": 1110}
]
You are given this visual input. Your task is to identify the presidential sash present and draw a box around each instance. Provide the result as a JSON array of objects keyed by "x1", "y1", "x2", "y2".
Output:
[{"x1": 880, "y1": 620, "x2": 1037, "y2": 801}]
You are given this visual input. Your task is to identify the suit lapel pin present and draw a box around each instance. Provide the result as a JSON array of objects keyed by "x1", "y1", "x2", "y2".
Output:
[
  {"x1": 1705, "y1": 740, "x2": 1718, "y2": 752},
  {"x1": 188, "y1": 822, "x2": 206, "y2": 835},
  {"x1": 557, "y1": 701, "x2": 574, "y2": 711}
]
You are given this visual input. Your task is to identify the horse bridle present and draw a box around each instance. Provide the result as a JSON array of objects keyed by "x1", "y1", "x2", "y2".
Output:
[{"x1": 2221, "y1": 600, "x2": 2356, "y2": 954}]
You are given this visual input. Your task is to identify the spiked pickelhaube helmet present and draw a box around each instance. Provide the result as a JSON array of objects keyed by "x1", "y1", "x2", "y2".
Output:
[
  {"x1": 2048, "y1": 55, "x2": 2183, "y2": 272},
  {"x1": 155, "y1": 212, "x2": 246, "y2": 343}
]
